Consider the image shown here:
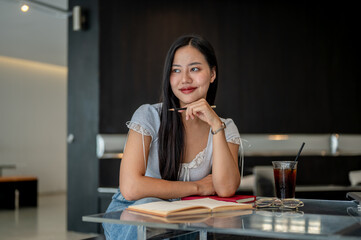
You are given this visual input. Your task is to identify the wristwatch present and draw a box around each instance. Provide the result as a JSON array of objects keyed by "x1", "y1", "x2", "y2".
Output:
[{"x1": 211, "y1": 121, "x2": 226, "y2": 135}]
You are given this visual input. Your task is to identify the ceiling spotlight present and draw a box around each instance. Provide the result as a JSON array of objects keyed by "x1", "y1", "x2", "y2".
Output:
[{"x1": 21, "y1": 4, "x2": 29, "y2": 12}]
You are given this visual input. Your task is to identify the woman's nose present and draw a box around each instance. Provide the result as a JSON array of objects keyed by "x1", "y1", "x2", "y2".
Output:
[{"x1": 181, "y1": 72, "x2": 192, "y2": 83}]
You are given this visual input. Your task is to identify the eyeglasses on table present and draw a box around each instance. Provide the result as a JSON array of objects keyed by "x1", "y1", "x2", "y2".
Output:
[{"x1": 255, "y1": 198, "x2": 304, "y2": 209}]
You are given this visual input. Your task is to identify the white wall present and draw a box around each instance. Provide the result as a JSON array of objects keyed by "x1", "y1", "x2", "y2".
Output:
[{"x1": 0, "y1": 56, "x2": 67, "y2": 194}]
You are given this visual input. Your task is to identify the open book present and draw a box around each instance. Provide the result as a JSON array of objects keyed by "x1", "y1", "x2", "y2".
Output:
[
  {"x1": 127, "y1": 198, "x2": 253, "y2": 217},
  {"x1": 124, "y1": 207, "x2": 252, "y2": 224}
]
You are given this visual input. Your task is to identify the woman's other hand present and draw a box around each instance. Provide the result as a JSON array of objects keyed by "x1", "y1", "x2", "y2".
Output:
[{"x1": 194, "y1": 174, "x2": 215, "y2": 196}]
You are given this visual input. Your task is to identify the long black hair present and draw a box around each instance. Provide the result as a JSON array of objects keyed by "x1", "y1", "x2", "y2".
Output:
[{"x1": 158, "y1": 35, "x2": 219, "y2": 180}]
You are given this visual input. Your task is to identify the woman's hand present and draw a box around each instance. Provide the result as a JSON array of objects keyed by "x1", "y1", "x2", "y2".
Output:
[
  {"x1": 194, "y1": 174, "x2": 215, "y2": 196},
  {"x1": 184, "y1": 99, "x2": 222, "y2": 130}
]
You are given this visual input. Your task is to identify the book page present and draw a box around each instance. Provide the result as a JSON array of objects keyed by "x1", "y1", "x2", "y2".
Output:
[
  {"x1": 130, "y1": 200, "x2": 208, "y2": 211},
  {"x1": 180, "y1": 198, "x2": 227, "y2": 208},
  {"x1": 181, "y1": 198, "x2": 252, "y2": 211},
  {"x1": 182, "y1": 194, "x2": 256, "y2": 203},
  {"x1": 127, "y1": 200, "x2": 209, "y2": 217}
]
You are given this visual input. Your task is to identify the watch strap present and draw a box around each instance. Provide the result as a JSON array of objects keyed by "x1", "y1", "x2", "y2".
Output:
[{"x1": 211, "y1": 121, "x2": 226, "y2": 135}]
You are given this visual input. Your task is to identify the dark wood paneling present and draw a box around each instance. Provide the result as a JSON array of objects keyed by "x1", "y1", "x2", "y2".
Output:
[
  {"x1": 99, "y1": 0, "x2": 224, "y2": 133},
  {"x1": 99, "y1": 0, "x2": 361, "y2": 134}
]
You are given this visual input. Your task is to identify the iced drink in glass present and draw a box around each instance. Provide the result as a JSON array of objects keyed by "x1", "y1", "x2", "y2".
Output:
[{"x1": 272, "y1": 161, "x2": 298, "y2": 199}]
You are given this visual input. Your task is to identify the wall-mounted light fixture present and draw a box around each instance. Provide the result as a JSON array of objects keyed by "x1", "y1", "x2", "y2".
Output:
[
  {"x1": 72, "y1": 6, "x2": 84, "y2": 31},
  {"x1": 13, "y1": 0, "x2": 85, "y2": 31}
]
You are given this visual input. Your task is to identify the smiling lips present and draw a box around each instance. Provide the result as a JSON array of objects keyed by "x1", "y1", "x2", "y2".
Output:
[{"x1": 180, "y1": 87, "x2": 197, "y2": 94}]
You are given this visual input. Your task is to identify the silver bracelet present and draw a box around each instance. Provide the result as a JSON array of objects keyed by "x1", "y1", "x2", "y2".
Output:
[{"x1": 211, "y1": 122, "x2": 226, "y2": 135}]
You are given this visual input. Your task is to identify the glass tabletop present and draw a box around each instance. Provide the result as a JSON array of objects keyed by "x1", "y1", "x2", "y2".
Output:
[{"x1": 83, "y1": 199, "x2": 361, "y2": 239}]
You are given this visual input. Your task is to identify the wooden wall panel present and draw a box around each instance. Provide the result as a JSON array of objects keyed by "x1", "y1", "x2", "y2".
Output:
[{"x1": 98, "y1": 0, "x2": 361, "y2": 133}]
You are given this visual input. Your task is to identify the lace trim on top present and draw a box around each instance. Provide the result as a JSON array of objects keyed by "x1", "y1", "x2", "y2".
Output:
[
  {"x1": 179, "y1": 136, "x2": 241, "y2": 181},
  {"x1": 228, "y1": 136, "x2": 241, "y2": 145},
  {"x1": 180, "y1": 148, "x2": 206, "y2": 182},
  {"x1": 126, "y1": 121, "x2": 152, "y2": 136}
]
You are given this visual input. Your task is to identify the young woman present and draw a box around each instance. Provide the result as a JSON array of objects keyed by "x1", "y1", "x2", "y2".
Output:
[{"x1": 103, "y1": 35, "x2": 242, "y2": 239}]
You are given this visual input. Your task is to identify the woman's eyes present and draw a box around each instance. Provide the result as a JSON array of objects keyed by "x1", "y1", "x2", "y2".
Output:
[{"x1": 171, "y1": 67, "x2": 200, "y2": 73}]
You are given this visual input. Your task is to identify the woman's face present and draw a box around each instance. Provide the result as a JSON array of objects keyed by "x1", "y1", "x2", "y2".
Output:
[{"x1": 170, "y1": 45, "x2": 216, "y2": 107}]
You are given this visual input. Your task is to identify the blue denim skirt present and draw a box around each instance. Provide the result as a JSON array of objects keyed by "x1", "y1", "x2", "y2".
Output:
[{"x1": 102, "y1": 189, "x2": 167, "y2": 240}]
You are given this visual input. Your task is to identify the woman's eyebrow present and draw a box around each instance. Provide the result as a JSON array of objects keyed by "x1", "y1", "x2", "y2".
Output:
[
  {"x1": 172, "y1": 62, "x2": 202, "y2": 67},
  {"x1": 189, "y1": 62, "x2": 202, "y2": 66}
]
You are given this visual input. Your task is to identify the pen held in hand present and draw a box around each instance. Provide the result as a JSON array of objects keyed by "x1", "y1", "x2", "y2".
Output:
[{"x1": 168, "y1": 105, "x2": 216, "y2": 112}]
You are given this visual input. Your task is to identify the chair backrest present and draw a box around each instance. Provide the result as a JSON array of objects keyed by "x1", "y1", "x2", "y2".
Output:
[
  {"x1": 253, "y1": 166, "x2": 275, "y2": 197},
  {"x1": 349, "y1": 170, "x2": 361, "y2": 186}
]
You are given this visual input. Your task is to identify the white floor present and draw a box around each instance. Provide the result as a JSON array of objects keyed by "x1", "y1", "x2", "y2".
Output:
[{"x1": 0, "y1": 193, "x2": 99, "y2": 240}]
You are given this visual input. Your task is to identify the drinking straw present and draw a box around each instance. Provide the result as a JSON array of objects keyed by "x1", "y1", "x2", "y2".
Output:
[{"x1": 294, "y1": 142, "x2": 305, "y2": 162}]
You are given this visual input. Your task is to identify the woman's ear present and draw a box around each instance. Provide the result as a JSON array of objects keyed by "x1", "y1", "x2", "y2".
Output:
[{"x1": 210, "y1": 67, "x2": 216, "y2": 83}]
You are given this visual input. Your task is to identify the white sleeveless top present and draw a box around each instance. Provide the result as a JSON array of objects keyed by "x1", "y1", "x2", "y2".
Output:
[{"x1": 126, "y1": 103, "x2": 241, "y2": 182}]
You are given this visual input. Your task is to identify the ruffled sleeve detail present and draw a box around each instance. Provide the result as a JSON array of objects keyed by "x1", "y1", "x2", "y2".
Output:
[
  {"x1": 126, "y1": 121, "x2": 152, "y2": 136},
  {"x1": 222, "y1": 118, "x2": 241, "y2": 146},
  {"x1": 228, "y1": 136, "x2": 241, "y2": 145}
]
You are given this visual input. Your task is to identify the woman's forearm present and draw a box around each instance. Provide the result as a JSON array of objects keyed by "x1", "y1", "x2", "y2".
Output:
[
  {"x1": 118, "y1": 129, "x2": 196, "y2": 200},
  {"x1": 120, "y1": 175, "x2": 198, "y2": 201},
  {"x1": 211, "y1": 130, "x2": 240, "y2": 197}
]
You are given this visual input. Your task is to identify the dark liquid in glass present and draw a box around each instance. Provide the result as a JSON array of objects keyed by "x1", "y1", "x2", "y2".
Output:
[{"x1": 273, "y1": 168, "x2": 297, "y2": 199}]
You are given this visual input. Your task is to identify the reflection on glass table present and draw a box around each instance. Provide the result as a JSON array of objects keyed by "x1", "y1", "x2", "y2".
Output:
[{"x1": 83, "y1": 198, "x2": 361, "y2": 240}]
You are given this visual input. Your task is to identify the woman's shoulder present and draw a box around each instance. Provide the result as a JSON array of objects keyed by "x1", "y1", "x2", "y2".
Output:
[
  {"x1": 133, "y1": 103, "x2": 162, "y2": 118},
  {"x1": 128, "y1": 103, "x2": 162, "y2": 138}
]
